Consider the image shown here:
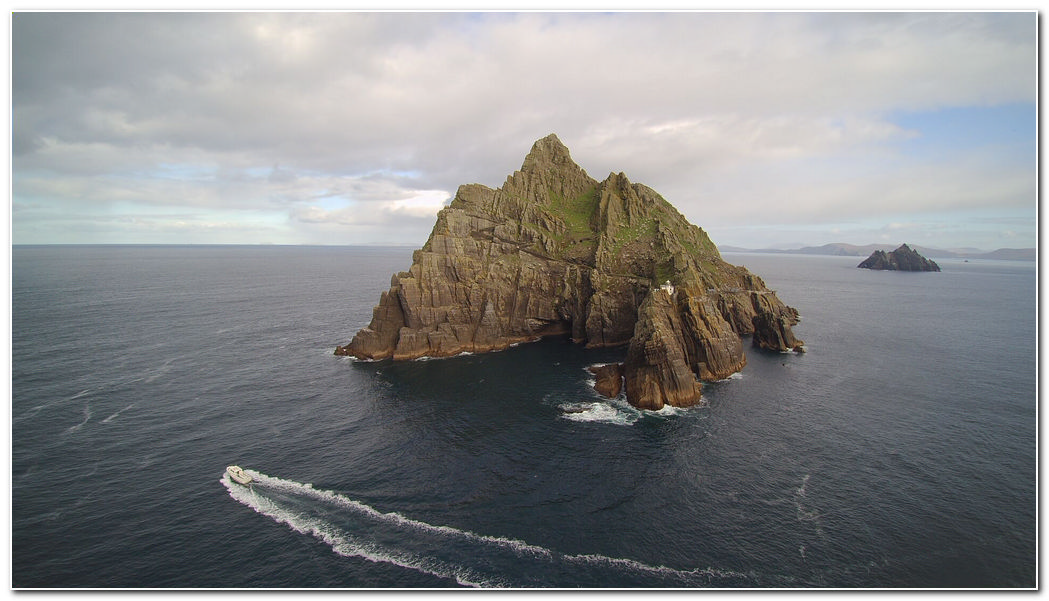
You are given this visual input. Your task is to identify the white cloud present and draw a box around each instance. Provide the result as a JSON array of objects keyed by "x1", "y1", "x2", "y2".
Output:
[
  {"x1": 291, "y1": 189, "x2": 449, "y2": 226},
  {"x1": 11, "y1": 11, "x2": 1037, "y2": 248}
]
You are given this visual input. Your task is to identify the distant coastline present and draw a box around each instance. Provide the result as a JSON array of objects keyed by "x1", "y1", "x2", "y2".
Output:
[{"x1": 719, "y1": 243, "x2": 1035, "y2": 262}]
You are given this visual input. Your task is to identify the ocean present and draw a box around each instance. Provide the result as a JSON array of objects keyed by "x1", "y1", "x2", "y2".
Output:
[{"x1": 11, "y1": 245, "x2": 1036, "y2": 588}]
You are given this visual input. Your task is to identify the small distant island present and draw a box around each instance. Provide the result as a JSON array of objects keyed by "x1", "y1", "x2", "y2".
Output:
[
  {"x1": 858, "y1": 244, "x2": 941, "y2": 272},
  {"x1": 337, "y1": 134, "x2": 804, "y2": 410},
  {"x1": 720, "y1": 242, "x2": 1034, "y2": 262}
]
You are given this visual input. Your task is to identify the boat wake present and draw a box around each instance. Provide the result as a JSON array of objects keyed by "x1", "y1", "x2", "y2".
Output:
[{"x1": 221, "y1": 469, "x2": 755, "y2": 588}]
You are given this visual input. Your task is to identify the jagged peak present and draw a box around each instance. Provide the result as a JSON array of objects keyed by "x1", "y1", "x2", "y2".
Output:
[
  {"x1": 602, "y1": 171, "x2": 632, "y2": 190},
  {"x1": 521, "y1": 133, "x2": 580, "y2": 173}
]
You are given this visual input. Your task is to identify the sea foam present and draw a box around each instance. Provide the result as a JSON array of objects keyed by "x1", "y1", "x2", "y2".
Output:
[{"x1": 559, "y1": 400, "x2": 641, "y2": 426}]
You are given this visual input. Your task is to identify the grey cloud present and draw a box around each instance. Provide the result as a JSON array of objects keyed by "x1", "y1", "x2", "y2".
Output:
[
  {"x1": 11, "y1": 11, "x2": 1036, "y2": 247},
  {"x1": 11, "y1": 126, "x2": 43, "y2": 156},
  {"x1": 16, "y1": 12, "x2": 1032, "y2": 166},
  {"x1": 290, "y1": 203, "x2": 441, "y2": 227},
  {"x1": 268, "y1": 164, "x2": 297, "y2": 184}
]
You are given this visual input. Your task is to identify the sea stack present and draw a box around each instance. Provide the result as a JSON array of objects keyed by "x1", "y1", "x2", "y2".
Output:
[
  {"x1": 858, "y1": 244, "x2": 941, "y2": 272},
  {"x1": 337, "y1": 134, "x2": 803, "y2": 409}
]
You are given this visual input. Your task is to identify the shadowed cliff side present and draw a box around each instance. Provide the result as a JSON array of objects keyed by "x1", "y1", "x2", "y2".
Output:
[
  {"x1": 858, "y1": 243, "x2": 941, "y2": 272},
  {"x1": 337, "y1": 134, "x2": 803, "y2": 409}
]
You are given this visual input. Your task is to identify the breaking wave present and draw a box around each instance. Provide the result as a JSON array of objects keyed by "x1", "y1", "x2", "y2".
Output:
[
  {"x1": 559, "y1": 401, "x2": 640, "y2": 426},
  {"x1": 557, "y1": 390, "x2": 696, "y2": 425},
  {"x1": 414, "y1": 351, "x2": 474, "y2": 362}
]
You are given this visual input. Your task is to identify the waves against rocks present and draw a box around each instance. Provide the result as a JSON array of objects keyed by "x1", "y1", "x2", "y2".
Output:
[{"x1": 336, "y1": 134, "x2": 803, "y2": 410}]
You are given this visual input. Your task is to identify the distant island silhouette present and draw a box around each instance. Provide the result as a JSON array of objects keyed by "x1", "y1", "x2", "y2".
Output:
[{"x1": 719, "y1": 243, "x2": 1033, "y2": 262}]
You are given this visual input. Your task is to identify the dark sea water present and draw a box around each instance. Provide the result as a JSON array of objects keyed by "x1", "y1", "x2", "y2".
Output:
[{"x1": 11, "y1": 245, "x2": 1036, "y2": 588}]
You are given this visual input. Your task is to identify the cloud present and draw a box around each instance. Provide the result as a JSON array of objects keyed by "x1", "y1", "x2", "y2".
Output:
[
  {"x1": 291, "y1": 189, "x2": 449, "y2": 226},
  {"x1": 11, "y1": 11, "x2": 1036, "y2": 248},
  {"x1": 268, "y1": 164, "x2": 297, "y2": 184}
]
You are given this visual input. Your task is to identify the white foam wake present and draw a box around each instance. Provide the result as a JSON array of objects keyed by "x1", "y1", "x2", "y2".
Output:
[
  {"x1": 229, "y1": 492, "x2": 493, "y2": 586},
  {"x1": 221, "y1": 469, "x2": 746, "y2": 588},
  {"x1": 102, "y1": 404, "x2": 135, "y2": 424},
  {"x1": 250, "y1": 472, "x2": 551, "y2": 557}
]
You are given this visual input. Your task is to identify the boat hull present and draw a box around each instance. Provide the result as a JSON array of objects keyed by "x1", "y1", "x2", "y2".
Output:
[{"x1": 226, "y1": 465, "x2": 253, "y2": 485}]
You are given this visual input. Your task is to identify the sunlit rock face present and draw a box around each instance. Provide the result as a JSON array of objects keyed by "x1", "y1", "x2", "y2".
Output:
[{"x1": 337, "y1": 134, "x2": 802, "y2": 409}]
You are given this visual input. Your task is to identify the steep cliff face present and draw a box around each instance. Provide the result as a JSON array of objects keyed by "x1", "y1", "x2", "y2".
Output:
[
  {"x1": 858, "y1": 244, "x2": 941, "y2": 272},
  {"x1": 623, "y1": 288, "x2": 705, "y2": 410},
  {"x1": 337, "y1": 134, "x2": 802, "y2": 409}
]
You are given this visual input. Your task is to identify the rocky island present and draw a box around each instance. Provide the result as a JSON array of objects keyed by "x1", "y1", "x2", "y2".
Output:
[
  {"x1": 337, "y1": 134, "x2": 803, "y2": 410},
  {"x1": 858, "y1": 244, "x2": 941, "y2": 272}
]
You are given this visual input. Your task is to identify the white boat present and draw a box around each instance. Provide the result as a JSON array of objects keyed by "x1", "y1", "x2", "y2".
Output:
[{"x1": 226, "y1": 465, "x2": 253, "y2": 485}]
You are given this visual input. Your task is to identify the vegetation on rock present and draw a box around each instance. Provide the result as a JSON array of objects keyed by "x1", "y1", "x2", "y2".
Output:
[{"x1": 337, "y1": 134, "x2": 803, "y2": 409}]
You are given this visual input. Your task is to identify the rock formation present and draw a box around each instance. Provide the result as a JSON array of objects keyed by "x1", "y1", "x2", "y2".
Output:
[
  {"x1": 858, "y1": 244, "x2": 941, "y2": 272},
  {"x1": 623, "y1": 288, "x2": 704, "y2": 410},
  {"x1": 588, "y1": 363, "x2": 624, "y2": 399},
  {"x1": 752, "y1": 311, "x2": 806, "y2": 353},
  {"x1": 337, "y1": 134, "x2": 803, "y2": 409}
]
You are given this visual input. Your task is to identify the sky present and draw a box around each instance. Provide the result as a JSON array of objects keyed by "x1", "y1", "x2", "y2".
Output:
[{"x1": 10, "y1": 11, "x2": 1038, "y2": 250}]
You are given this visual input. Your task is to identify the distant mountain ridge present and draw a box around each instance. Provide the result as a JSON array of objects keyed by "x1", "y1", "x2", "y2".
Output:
[{"x1": 719, "y1": 243, "x2": 1035, "y2": 262}]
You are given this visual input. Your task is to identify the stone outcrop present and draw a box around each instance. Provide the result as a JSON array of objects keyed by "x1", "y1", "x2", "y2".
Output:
[
  {"x1": 336, "y1": 134, "x2": 803, "y2": 409},
  {"x1": 752, "y1": 311, "x2": 806, "y2": 353},
  {"x1": 588, "y1": 363, "x2": 624, "y2": 399},
  {"x1": 858, "y1": 244, "x2": 941, "y2": 272},
  {"x1": 623, "y1": 288, "x2": 704, "y2": 410}
]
